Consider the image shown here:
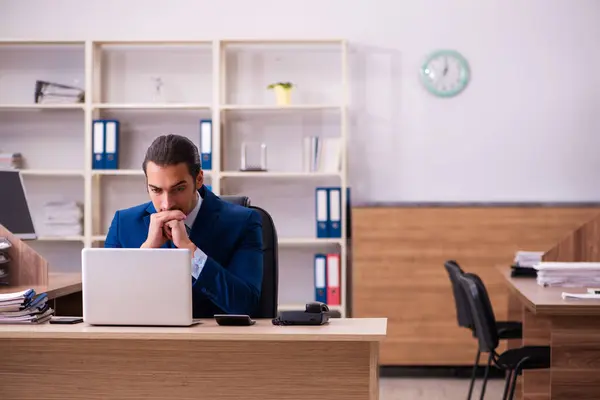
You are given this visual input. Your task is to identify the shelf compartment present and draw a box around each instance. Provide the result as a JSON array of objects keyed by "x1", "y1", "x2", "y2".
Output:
[
  {"x1": 276, "y1": 248, "x2": 344, "y2": 311},
  {"x1": 93, "y1": 42, "x2": 213, "y2": 105},
  {"x1": 221, "y1": 178, "x2": 343, "y2": 239},
  {"x1": 221, "y1": 41, "x2": 344, "y2": 107},
  {"x1": 0, "y1": 42, "x2": 85, "y2": 105},
  {"x1": 20, "y1": 175, "x2": 84, "y2": 244},
  {"x1": 92, "y1": 108, "x2": 211, "y2": 171},
  {"x1": 0, "y1": 110, "x2": 85, "y2": 170}
]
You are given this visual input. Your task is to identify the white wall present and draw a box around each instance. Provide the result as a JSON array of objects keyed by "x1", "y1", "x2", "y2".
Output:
[{"x1": 1, "y1": 0, "x2": 600, "y2": 202}]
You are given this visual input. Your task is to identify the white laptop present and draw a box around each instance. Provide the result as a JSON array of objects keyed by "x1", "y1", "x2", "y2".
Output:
[{"x1": 82, "y1": 248, "x2": 199, "y2": 326}]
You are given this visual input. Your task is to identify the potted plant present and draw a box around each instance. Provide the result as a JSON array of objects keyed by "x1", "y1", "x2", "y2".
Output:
[{"x1": 267, "y1": 82, "x2": 294, "y2": 106}]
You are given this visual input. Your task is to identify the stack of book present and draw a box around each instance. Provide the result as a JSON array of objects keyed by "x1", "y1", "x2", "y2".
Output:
[{"x1": 0, "y1": 288, "x2": 54, "y2": 324}]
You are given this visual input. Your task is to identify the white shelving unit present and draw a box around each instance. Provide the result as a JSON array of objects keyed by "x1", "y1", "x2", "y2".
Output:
[{"x1": 0, "y1": 38, "x2": 349, "y2": 316}]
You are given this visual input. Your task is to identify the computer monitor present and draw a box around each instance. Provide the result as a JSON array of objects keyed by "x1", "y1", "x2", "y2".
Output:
[{"x1": 0, "y1": 170, "x2": 37, "y2": 240}]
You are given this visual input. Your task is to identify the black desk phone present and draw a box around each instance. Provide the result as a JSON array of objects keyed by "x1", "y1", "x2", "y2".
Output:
[{"x1": 272, "y1": 302, "x2": 330, "y2": 326}]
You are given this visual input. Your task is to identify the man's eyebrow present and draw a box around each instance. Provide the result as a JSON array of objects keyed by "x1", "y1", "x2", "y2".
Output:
[
  {"x1": 148, "y1": 180, "x2": 187, "y2": 190},
  {"x1": 170, "y1": 180, "x2": 187, "y2": 189}
]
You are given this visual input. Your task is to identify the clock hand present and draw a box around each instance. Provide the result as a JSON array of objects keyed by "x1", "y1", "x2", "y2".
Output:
[{"x1": 443, "y1": 57, "x2": 448, "y2": 76}]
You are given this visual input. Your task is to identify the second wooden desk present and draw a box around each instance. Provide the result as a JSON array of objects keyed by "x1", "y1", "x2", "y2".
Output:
[{"x1": 501, "y1": 267, "x2": 600, "y2": 400}]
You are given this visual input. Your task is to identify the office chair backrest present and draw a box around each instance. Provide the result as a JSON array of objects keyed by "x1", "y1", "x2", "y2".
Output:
[
  {"x1": 220, "y1": 195, "x2": 279, "y2": 318},
  {"x1": 457, "y1": 272, "x2": 500, "y2": 353},
  {"x1": 220, "y1": 195, "x2": 251, "y2": 208},
  {"x1": 250, "y1": 205, "x2": 278, "y2": 318},
  {"x1": 443, "y1": 260, "x2": 474, "y2": 330}
]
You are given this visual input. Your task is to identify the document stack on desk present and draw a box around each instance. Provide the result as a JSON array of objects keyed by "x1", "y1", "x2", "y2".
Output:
[
  {"x1": 514, "y1": 251, "x2": 544, "y2": 267},
  {"x1": 511, "y1": 251, "x2": 544, "y2": 277},
  {"x1": 534, "y1": 262, "x2": 600, "y2": 287},
  {"x1": 0, "y1": 288, "x2": 53, "y2": 324}
]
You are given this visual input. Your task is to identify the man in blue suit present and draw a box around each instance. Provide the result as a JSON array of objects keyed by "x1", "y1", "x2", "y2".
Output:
[{"x1": 104, "y1": 134, "x2": 263, "y2": 318}]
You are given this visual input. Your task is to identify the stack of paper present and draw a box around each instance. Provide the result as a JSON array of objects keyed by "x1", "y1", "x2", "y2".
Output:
[
  {"x1": 38, "y1": 200, "x2": 83, "y2": 237},
  {"x1": 534, "y1": 262, "x2": 600, "y2": 287},
  {"x1": 0, "y1": 288, "x2": 54, "y2": 324},
  {"x1": 514, "y1": 251, "x2": 544, "y2": 267}
]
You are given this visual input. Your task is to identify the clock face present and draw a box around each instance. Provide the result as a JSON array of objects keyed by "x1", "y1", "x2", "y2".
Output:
[{"x1": 420, "y1": 50, "x2": 470, "y2": 97}]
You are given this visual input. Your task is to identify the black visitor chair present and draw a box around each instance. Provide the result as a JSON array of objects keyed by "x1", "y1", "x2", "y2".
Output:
[
  {"x1": 444, "y1": 260, "x2": 523, "y2": 399},
  {"x1": 456, "y1": 271, "x2": 550, "y2": 400}
]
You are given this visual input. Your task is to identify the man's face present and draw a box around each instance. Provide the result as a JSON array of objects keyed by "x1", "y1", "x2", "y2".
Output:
[{"x1": 145, "y1": 162, "x2": 203, "y2": 215}]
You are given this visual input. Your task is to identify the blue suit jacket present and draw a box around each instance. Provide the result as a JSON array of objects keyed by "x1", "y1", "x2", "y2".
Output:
[{"x1": 104, "y1": 185, "x2": 264, "y2": 318}]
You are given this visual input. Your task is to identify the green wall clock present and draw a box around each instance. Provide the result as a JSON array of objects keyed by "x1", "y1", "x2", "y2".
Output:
[{"x1": 420, "y1": 49, "x2": 470, "y2": 97}]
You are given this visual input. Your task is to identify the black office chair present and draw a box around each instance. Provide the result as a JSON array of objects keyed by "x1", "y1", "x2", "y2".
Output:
[
  {"x1": 221, "y1": 195, "x2": 279, "y2": 319},
  {"x1": 457, "y1": 272, "x2": 550, "y2": 400},
  {"x1": 444, "y1": 260, "x2": 523, "y2": 399},
  {"x1": 220, "y1": 195, "x2": 251, "y2": 208}
]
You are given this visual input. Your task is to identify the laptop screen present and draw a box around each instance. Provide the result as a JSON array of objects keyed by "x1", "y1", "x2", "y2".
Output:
[{"x1": 0, "y1": 170, "x2": 36, "y2": 239}]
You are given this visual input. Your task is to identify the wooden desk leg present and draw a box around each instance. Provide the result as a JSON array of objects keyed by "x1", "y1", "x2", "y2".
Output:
[
  {"x1": 521, "y1": 307, "x2": 551, "y2": 400},
  {"x1": 370, "y1": 342, "x2": 380, "y2": 400},
  {"x1": 0, "y1": 338, "x2": 377, "y2": 400},
  {"x1": 550, "y1": 317, "x2": 600, "y2": 399}
]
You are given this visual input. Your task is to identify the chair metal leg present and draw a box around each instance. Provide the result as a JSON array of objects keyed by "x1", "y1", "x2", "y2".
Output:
[
  {"x1": 501, "y1": 369, "x2": 513, "y2": 400},
  {"x1": 467, "y1": 349, "x2": 481, "y2": 400},
  {"x1": 478, "y1": 352, "x2": 493, "y2": 400},
  {"x1": 507, "y1": 357, "x2": 529, "y2": 400}
]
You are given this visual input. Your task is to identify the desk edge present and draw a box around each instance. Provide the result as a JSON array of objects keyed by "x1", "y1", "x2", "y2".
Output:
[{"x1": 0, "y1": 332, "x2": 388, "y2": 341}]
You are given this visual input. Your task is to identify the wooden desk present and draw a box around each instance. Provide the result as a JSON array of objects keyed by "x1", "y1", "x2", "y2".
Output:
[
  {"x1": 0, "y1": 318, "x2": 386, "y2": 400},
  {"x1": 500, "y1": 267, "x2": 600, "y2": 400},
  {"x1": 0, "y1": 272, "x2": 82, "y2": 316}
]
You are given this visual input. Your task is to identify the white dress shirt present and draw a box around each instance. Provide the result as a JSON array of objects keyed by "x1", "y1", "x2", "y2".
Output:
[{"x1": 184, "y1": 191, "x2": 208, "y2": 280}]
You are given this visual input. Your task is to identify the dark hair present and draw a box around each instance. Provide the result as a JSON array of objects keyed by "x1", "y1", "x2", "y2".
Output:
[{"x1": 142, "y1": 134, "x2": 201, "y2": 177}]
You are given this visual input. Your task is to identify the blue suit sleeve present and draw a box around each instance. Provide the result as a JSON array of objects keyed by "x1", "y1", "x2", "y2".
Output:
[
  {"x1": 193, "y1": 210, "x2": 263, "y2": 315},
  {"x1": 104, "y1": 211, "x2": 122, "y2": 248}
]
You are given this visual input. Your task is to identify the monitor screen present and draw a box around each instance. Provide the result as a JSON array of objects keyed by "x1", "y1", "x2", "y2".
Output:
[{"x1": 0, "y1": 170, "x2": 36, "y2": 240}]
